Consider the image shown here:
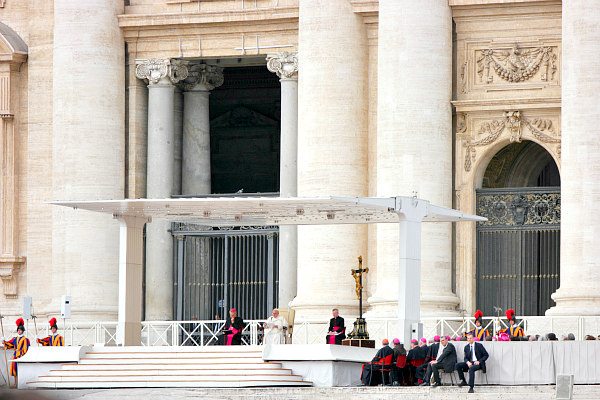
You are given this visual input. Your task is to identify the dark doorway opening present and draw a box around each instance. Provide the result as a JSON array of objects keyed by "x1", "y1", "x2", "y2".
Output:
[
  {"x1": 476, "y1": 141, "x2": 560, "y2": 316},
  {"x1": 209, "y1": 66, "x2": 281, "y2": 194}
]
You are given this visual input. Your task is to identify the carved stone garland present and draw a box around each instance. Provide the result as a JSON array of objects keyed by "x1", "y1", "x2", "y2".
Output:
[
  {"x1": 461, "y1": 111, "x2": 561, "y2": 172},
  {"x1": 476, "y1": 45, "x2": 557, "y2": 84}
]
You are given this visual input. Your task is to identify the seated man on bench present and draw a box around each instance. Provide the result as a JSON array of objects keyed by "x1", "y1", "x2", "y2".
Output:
[{"x1": 455, "y1": 332, "x2": 489, "y2": 394}]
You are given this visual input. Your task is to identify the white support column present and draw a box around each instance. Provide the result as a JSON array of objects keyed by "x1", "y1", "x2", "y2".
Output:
[
  {"x1": 267, "y1": 52, "x2": 299, "y2": 307},
  {"x1": 397, "y1": 219, "x2": 422, "y2": 344},
  {"x1": 370, "y1": 0, "x2": 459, "y2": 317},
  {"x1": 136, "y1": 59, "x2": 188, "y2": 320},
  {"x1": 547, "y1": 1, "x2": 600, "y2": 315},
  {"x1": 181, "y1": 64, "x2": 224, "y2": 195},
  {"x1": 116, "y1": 216, "x2": 149, "y2": 346}
]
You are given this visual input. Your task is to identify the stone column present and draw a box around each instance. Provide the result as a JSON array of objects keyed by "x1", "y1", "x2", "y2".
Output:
[
  {"x1": 180, "y1": 64, "x2": 224, "y2": 195},
  {"x1": 369, "y1": 0, "x2": 459, "y2": 317},
  {"x1": 267, "y1": 52, "x2": 299, "y2": 307},
  {"x1": 292, "y1": 0, "x2": 368, "y2": 322},
  {"x1": 173, "y1": 88, "x2": 183, "y2": 195},
  {"x1": 52, "y1": 0, "x2": 125, "y2": 319},
  {"x1": 547, "y1": 1, "x2": 600, "y2": 316},
  {"x1": 135, "y1": 59, "x2": 188, "y2": 320}
]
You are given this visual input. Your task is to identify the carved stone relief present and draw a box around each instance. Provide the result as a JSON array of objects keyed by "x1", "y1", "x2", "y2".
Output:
[
  {"x1": 459, "y1": 111, "x2": 560, "y2": 172},
  {"x1": 476, "y1": 45, "x2": 557, "y2": 84},
  {"x1": 458, "y1": 42, "x2": 560, "y2": 94}
]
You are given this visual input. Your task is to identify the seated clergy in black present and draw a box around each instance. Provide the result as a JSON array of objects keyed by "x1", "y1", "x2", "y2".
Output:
[
  {"x1": 456, "y1": 332, "x2": 489, "y2": 393},
  {"x1": 325, "y1": 308, "x2": 346, "y2": 345},
  {"x1": 420, "y1": 335, "x2": 457, "y2": 387},
  {"x1": 407, "y1": 339, "x2": 429, "y2": 385},
  {"x1": 360, "y1": 338, "x2": 394, "y2": 386},
  {"x1": 415, "y1": 337, "x2": 439, "y2": 383}
]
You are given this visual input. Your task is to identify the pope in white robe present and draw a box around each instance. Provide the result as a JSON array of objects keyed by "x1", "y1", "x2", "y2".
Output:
[{"x1": 263, "y1": 308, "x2": 288, "y2": 345}]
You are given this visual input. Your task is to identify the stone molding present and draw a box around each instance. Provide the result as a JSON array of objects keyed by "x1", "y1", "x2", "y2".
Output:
[
  {"x1": 459, "y1": 110, "x2": 561, "y2": 172},
  {"x1": 180, "y1": 63, "x2": 224, "y2": 91},
  {"x1": 0, "y1": 256, "x2": 24, "y2": 298},
  {"x1": 266, "y1": 52, "x2": 298, "y2": 80},
  {"x1": 135, "y1": 58, "x2": 189, "y2": 85}
]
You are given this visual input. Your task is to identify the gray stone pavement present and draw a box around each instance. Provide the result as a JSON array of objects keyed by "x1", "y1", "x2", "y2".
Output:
[{"x1": 1, "y1": 386, "x2": 600, "y2": 400}]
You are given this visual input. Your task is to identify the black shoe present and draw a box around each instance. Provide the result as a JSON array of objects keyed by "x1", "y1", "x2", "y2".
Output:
[
  {"x1": 431, "y1": 382, "x2": 441, "y2": 388},
  {"x1": 468, "y1": 388, "x2": 474, "y2": 393},
  {"x1": 419, "y1": 382, "x2": 430, "y2": 386},
  {"x1": 458, "y1": 380, "x2": 467, "y2": 387}
]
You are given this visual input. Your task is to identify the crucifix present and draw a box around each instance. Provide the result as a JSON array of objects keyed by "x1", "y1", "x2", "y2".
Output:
[{"x1": 347, "y1": 255, "x2": 370, "y2": 339}]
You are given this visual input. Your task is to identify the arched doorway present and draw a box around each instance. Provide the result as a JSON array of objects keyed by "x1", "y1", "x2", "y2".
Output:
[{"x1": 476, "y1": 141, "x2": 560, "y2": 316}]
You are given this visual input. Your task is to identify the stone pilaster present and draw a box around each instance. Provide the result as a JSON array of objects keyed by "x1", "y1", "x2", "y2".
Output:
[
  {"x1": 547, "y1": 1, "x2": 600, "y2": 316},
  {"x1": 180, "y1": 63, "x2": 223, "y2": 195},
  {"x1": 368, "y1": 0, "x2": 459, "y2": 317},
  {"x1": 267, "y1": 52, "x2": 298, "y2": 307},
  {"x1": 136, "y1": 58, "x2": 188, "y2": 320}
]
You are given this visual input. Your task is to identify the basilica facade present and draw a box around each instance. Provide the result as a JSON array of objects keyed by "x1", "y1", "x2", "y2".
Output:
[{"x1": 1, "y1": 0, "x2": 597, "y2": 326}]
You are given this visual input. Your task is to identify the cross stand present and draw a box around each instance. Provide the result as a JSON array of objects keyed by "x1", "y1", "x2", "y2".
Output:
[{"x1": 347, "y1": 255, "x2": 370, "y2": 339}]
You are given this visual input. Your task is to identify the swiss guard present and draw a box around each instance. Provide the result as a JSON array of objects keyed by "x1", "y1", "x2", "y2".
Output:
[
  {"x1": 471, "y1": 310, "x2": 489, "y2": 341},
  {"x1": 502, "y1": 309, "x2": 524, "y2": 338},
  {"x1": 37, "y1": 318, "x2": 65, "y2": 346},
  {"x1": 2, "y1": 318, "x2": 30, "y2": 378}
]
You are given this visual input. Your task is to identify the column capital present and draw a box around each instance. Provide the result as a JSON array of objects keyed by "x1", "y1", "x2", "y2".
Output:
[
  {"x1": 266, "y1": 52, "x2": 298, "y2": 80},
  {"x1": 135, "y1": 59, "x2": 189, "y2": 85},
  {"x1": 180, "y1": 63, "x2": 224, "y2": 91}
]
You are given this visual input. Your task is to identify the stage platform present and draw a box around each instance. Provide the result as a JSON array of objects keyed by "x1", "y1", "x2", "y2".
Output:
[{"x1": 5, "y1": 342, "x2": 600, "y2": 390}]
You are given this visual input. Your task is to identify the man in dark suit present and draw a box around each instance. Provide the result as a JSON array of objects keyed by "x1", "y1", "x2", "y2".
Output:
[
  {"x1": 420, "y1": 335, "x2": 457, "y2": 387},
  {"x1": 325, "y1": 308, "x2": 346, "y2": 345},
  {"x1": 456, "y1": 332, "x2": 489, "y2": 393}
]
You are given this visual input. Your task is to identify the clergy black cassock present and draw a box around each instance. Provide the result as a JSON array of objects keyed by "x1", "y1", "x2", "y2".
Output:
[
  {"x1": 222, "y1": 317, "x2": 245, "y2": 345},
  {"x1": 360, "y1": 344, "x2": 394, "y2": 386},
  {"x1": 325, "y1": 316, "x2": 346, "y2": 345}
]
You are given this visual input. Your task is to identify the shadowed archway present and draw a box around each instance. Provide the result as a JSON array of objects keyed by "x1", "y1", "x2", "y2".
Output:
[{"x1": 476, "y1": 141, "x2": 560, "y2": 316}]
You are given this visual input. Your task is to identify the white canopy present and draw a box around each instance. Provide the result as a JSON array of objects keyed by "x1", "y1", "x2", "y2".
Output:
[
  {"x1": 51, "y1": 195, "x2": 485, "y2": 226},
  {"x1": 51, "y1": 195, "x2": 485, "y2": 345}
]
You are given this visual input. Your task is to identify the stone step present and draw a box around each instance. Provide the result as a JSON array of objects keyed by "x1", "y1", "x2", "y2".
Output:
[
  {"x1": 84, "y1": 352, "x2": 263, "y2": 359},
  {"x1": 79, "y1": 357, "x2": 264, "y2": 365},
  {"x1": 28, "y1": 380, "x2": 313, "y2": 389},
  {"x1": 46, "y1": 368, "x2": 293, "y2": 377},
  {"x1": 35, "y1": 374, "x2": 305, "y2": 383},
  {"x1": 88, "y1": 346, "x2": 264, "y2": 353},
  {"x1": 59, "y1": 362, "x2": 283, "y2": 371}
]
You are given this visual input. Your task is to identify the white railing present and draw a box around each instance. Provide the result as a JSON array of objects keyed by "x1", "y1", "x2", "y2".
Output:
[
  {"x1": 7, "y1": 316, "x2": 600, "y2": 346},
  {"x1": 293, "y1": 316, "x2": 600, "y2": 344}
]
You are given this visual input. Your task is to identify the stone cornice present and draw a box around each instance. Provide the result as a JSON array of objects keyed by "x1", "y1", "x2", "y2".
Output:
[
  {"x1": 450, "y1": 0, "x2": 556, "y2": 6},
  {"x1": 350, "y1": 0, "x2": 378, "y2": 15},
  {"x1": 452, "y1": 0, "x2": 560, "y2": 20},
  {"x1": 118, "y1": 6, "x2": 299, "y2": 31},
  {"x1": 452, "y1": 97, "x2": 560, "y2": 112}
]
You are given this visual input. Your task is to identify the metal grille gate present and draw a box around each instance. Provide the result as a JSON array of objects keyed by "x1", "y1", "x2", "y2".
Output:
[
  {"x1": 172, "y1": 224, "x2": 279, "y2": 321},
  {"x1": 476, "y1": 188, "x2": 560, "y2": 316}
]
